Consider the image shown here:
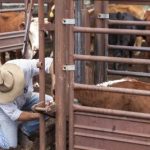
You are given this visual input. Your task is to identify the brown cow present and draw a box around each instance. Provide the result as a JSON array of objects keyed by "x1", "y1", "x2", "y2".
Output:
[
  {"x1": 0, "y1": 11, "x2": 25, "y2": 63},
  {"x1": 132, "y1": 10, "x2": 150, "y2": 72},
  {"x1": 0, "y1": 12, "x2": 42, "y2": 63},
  {"x1": 75, "y1": 78, "x2": 150, "y2": 113},
  {"x1": 0, "y1": 11, "x2": 25, "y2": 32}
]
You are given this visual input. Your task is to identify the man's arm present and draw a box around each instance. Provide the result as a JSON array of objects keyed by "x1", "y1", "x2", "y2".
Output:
[{"x1": 17, "y1": 111, "x2": 40, "y2": 121}]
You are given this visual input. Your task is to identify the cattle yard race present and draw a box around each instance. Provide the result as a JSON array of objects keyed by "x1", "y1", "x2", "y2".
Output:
[{"x1": 0, "y1": 0, "x2": 150, "y2": 150}]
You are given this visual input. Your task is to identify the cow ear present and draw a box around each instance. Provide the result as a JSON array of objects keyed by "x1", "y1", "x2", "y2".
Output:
[{"x1": 19, "y1": 22, "x2": 25, "y2": 30}]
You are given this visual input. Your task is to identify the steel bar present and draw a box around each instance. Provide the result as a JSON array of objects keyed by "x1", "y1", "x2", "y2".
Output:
[
  {"x1": 41, "y1": 22, "x2": 55, "y2": 31},
  {"x1": 74, "y1": 132, "x2": 150, "y2": 146},
  {"x1": 74, "y1": 145, "x2": 104, "y2": 150},
  {"x1": 55, "y1": 0, "x2": 68, "y2": 149},
  {"x1": 74, "y1": 83, "x2": 150, "y2": 96},
  {"x1": 108, "y1": 45, "x2": 150, "y2": 52},
  {"x1": 0, "y1": 30, "x2": 25, "y2": 38},
  {"x1": 0, "y1": 44, "x2": 23, "y2": 52},
  {"x1": 74, "y1": 26, "x2": 150, "y2": 36},
  {"x1": 110, "y1": 0, "x2": 150, "y2": 5},
  {"x1": 38, "y1": 0, "x2": 46, "y2": 149},
  {"x1": 94, "y1": 1, "x2": 108, "y2": 83},
  {"x1": 0, "y1": 0, "x2": 50, "y2": 3},
  {"x1": 74, "y1": 54, "x2": 150, "y2": 65},
  {"x1": 0, "y1": 8, "x2": 25, "y2": 12},
  {"x1": 73, "y1": 104, "x2": 150, "y2": 120},
  {"x1": 108, "y1": 20, "x2": 150, "y2": 26},
  {"x1": 74, "y1": 124, "x2": 150, "y2": 138},
  {"x1": 107, "y1": 69, "x2": 150, "y2": 78},
  {"x1": 22, "y1": 0, "x2": 34, "y2": 58},
  {"x1": 74, "y1": 0, "x2": 84, "y2": 83}
]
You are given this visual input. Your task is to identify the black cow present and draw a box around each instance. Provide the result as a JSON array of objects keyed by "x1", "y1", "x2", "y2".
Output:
[{"x1": 109, "y1": 12, "x2": 145, "y2": 70}]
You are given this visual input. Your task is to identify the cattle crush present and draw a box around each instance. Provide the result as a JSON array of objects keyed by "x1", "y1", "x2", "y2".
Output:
[{"x1": 1, "y1": 0, "x2": 150, "y2": 150}]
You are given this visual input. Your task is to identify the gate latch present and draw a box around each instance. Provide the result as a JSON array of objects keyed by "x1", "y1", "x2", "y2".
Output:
[
  {"x1": 63, "y1": 65, "x2": 75, "y2": 71},
  {"x1": 62, "y1": 19, "x2": 75, "y2": 25},
  {"x1": 98, "y1": 13, "x2": 109, "y2": 19}
]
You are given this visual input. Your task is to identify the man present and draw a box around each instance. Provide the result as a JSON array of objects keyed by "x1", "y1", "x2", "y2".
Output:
[{"x1": 0, "y1": 58, "x2": 54, "y2": 149}]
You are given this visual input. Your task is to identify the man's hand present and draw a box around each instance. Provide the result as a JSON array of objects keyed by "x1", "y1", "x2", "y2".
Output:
[{"x1": 45, "y1": 101, "x2": 56, "y2": 112}]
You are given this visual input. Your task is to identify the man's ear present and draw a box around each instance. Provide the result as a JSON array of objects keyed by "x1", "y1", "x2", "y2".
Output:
[{"x1": 19, "y1": 22, "x2": 25, "y2": 30}]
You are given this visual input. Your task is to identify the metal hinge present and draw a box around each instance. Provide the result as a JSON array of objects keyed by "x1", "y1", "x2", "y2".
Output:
[
  {"x1": 62, "y1": 19, "x2": 75, "y2": 25},
  {"x1": 97, "y1": 13, "x2": 109, "y2": 19},
  {"x1": 63, "y1": 65, "x2": 75, "y2": 71}
]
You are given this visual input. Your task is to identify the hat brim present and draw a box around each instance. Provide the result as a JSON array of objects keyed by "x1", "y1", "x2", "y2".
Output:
[{"x1": 0, "y1": 63, "x2": 25, "y2": 104}]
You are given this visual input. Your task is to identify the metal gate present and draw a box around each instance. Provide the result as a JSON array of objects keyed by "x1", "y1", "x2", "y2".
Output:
[
  {"x1": 55, "y1": 0, "x2": 150, "y2": 150},
  {"x1": 0, "y1": 0, "x2": 34, "y2": 62}
]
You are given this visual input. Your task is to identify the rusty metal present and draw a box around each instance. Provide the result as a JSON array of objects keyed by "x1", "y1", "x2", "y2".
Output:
[
  {"x1": 74, "y1": 54, "x2": 150, "y2": 65},
  {"x1": 74, "y1": 83, "x2": 150, "y2": 97},
  {"x1": 74, "y1": 0, "x2": 84, "y2": 84},
  {"x1": 94, "y1": 1, "x2": 108, "y2": 83},
  {"x1": 0, "y1": 31, "x2": 25, "y2": 51},
  {"x1": 74, "y1": 26, "x2": 150, "y2": 36},
  {"x1": 73, "y1": 104, "x2": 150, "y2": 150},
  {"x1": 108, "y1": 20, "x2": 150, "y2": 26},
  {"x1": 22, "y1": 0, "x2": 34, "y2": 58},
  {"x1": 0, "y1": 0, "x2": 50, "y2": 3},
  {"x1": 38, "y1": 0, "x2": 46, "y2": 149},
  {"x1": 0, "y1": 1, "x2": 33, "y2": 61},
  {"x1": 65, "y1": 1, "x2": 150, "y2": 150},
  {"x1": 41, "y1": 22, "x2": 55, "y2": 31},
  {"x1": 108, "y1": 45, "x2": 150, "y2": 52},
  {"x1": 81, "y1": 8, "x2": 93, "y2": 84},
  {"x1": 55, "y1": 0, "x2": 69, "y2": 148},
  {"x1": 74, "y1": 104, "x2": 150, "y2": 120},
  {"x1": 0, "y1": 44, "x2": 23, "y2": 52},
  {"x1": 107, "y1": 69, "x2": 150, "y2": 78},
  {"x1": 0, "y1": 8, "x2": 25, "y2": 12}
]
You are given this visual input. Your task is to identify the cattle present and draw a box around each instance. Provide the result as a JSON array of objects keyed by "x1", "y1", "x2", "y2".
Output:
[
  {"x1": 0, "y1": 11, "x2": 41, "y2": 63},
  {"x1": 130, "y1": 10, "x2": 150, "y2": 73},
  {"x1": 0, "y1": 11, "x2": 25, "y2": 63},
  {"x1": 75, "y1": 77, "x2": 150, "y2": 113},
  {"x1": 109, "y1": 4, "x2": 145, "y2": 20},
  {"x1": 108, "y1": 12, "x2": 145, "y2": 70}
]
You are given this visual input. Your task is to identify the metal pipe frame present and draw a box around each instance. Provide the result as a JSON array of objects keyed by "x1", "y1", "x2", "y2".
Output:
[
  {"x1": 38, "y1": 0, "x2": 46, "y2": 150},
  {"x1": 107, "y1": 69, "x2": 150, "y2": 78},
  {"x1": 74, "y1": 26, "x2": 150, "y2": 35},
  {"x1": 74, "y1": 83, "x2": 150, "y2": 97},
  {"x1": 0, "y1": 8, "x2": 25, "y2": 12},
  {"x1": 74, "y1": 54, "x2": 150, "y2": 65},
  {"x1": 108, "y1": 45, "x2": 150, "y2": 52},
  {"x1": 74, "y1": 104, "x2": 150, "y2": 120},
  {"x1": 108, "y1": 20, "x2": 150, "y2": 26}
]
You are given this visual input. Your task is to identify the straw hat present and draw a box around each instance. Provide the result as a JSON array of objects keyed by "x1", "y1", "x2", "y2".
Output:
[{"x1": 0, "y1": 63, "x2": 25, "y2": 104}]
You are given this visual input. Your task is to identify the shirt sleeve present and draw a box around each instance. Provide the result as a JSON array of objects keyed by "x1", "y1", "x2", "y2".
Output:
[
  {"x1": 30, "y1": 57, "x2": 53, "y2": 76},
  {"x1": 0, "y1": 103, "x2": 22, "y2": 121}
]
